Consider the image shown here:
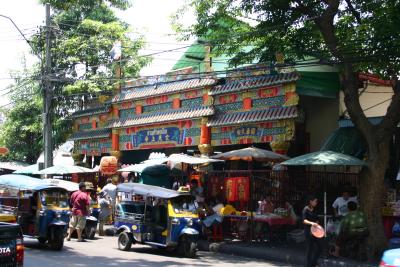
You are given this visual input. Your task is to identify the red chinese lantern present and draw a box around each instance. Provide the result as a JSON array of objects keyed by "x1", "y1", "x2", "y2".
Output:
[{"x1": 100, "y1": 156, "x2": 118, "y2": 176}]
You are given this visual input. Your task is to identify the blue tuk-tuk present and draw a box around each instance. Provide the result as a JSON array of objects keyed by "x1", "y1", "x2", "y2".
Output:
[
  {"x1": 115, "y1": 183, "x2": 201, "y2": 257},
  {"x1": 0, "y1": 174, "x2": 70, "y2": 250}
]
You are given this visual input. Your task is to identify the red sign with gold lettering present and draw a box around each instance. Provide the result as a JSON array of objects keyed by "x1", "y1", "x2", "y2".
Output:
[
  {"x1": 236, "y1": 177, "x2": 250, "y2": 202},
  {"x1": 224, "y1": 178, "x2": 237, "y2": 202}
]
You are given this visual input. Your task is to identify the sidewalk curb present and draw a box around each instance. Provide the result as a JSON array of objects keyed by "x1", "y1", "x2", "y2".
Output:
[{"x1": 197, "y1": 240, "x2": 377, "y2": 267}]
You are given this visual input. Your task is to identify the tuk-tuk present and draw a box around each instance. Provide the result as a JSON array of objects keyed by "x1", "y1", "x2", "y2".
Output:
[
  {"x1": 115, "y1": 183, "x2": 201, "y2": 258},
  {"x1": 0, "y1": 174, "x2": 70, "y2": 250}
]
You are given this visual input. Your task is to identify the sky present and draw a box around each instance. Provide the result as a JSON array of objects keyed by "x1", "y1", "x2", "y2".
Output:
[{"x1": 0, "y1": 0, "x2": 195, "y2": 105}]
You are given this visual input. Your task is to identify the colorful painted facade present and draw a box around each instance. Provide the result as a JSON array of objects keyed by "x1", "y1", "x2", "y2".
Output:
[{"x1": 70, "y1": 70, "x2": 300, "y2": 159}]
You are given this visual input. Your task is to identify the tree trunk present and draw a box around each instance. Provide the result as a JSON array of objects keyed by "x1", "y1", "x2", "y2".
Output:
[{"x1": 359, "y1": 140, "x2": 390, "y2": 260}]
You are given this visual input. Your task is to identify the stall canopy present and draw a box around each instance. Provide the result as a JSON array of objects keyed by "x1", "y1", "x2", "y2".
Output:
[
  {"x1": 118, "y1": 162, "x2": 162, "y2": 173},
  {"x1": 0, "y1": 161, "x2": 29, "y2": 171},
  {"x1": 281, "y1": 150, "x2": 366, "y2": 235},
  {"x1": 13, "y1": 164, "x2": 39, "y2": 175},
  {"x1": 211, "y1": 147, "x2": 289, "y2": 163},
  {"x1": 117, "y1": 183, "x2": 187, "y2": 199},
  {"x1": 281, "y1": 150, "x2": 366, "y2": 166},
  {"x1": 34, "y1": 165, "x2": 94, "y2": 175}
]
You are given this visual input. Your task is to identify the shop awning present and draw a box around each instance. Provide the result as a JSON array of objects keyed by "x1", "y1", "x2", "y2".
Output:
[
  {"x1": 296, "y1": 71, "x2": 340, "y2": 98},
  {"x1": 321, "y1": 127, "x2": 367, "y2": 159},
  {"x1": 207, "y1": 106, "x2": 297, "y2": 127}
]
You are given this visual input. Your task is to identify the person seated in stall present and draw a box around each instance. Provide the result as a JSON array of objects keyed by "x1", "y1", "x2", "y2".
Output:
[
  {"x1": 332, "y1": 188, "x2": 356, "y2": 219},
  {"x1": 257, "y1": 194, "x2": 274, "y2": 214},
  {"x1": 190, "y1": 179, "x2": 205, "y2": 206},
  {"x1": 202, "y1": 198, "x2": 224, "y2": 228},
  {"x1": 330, "y1": 201, "x2": 368, "y2": 257}
]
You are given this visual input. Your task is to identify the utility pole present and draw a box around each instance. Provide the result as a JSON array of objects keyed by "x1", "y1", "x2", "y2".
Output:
[{"x1": 43, "y1": 3, "x2": 53, "y2": 168}]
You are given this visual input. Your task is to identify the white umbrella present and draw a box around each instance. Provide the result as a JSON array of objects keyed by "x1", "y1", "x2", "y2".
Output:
[
  {"x1": 118, "y1": 163, "x2": 161, "y2": 173},
  {"x1": 35, "y1": 165, "x2": 94, "y2": 175},
  {"x1": 168, "y1": 153, "x2": 223, "y2": 165}
]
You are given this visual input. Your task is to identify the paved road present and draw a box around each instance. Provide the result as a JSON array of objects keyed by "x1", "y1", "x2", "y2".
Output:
[{"x1": 24, "y1": 235, "x2": 295, "y2": 267}]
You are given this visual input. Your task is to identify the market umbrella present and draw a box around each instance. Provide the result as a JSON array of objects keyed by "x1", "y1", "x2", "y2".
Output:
[
  {"x1": 281, "y1": 150, "x2": 366, "y2": 234},
  {"x1": 13, "y1": 164, "x2": 39, "y2": 175},
  {"x1": 118, "y1": 162, "x2": 163, "y2": 173},
  {"x1": 34, "y1": 165, "x2": 94, "y2": 175},
  {"x1": 168, "y1": 153, "x2": 224, "y2": 165},
  {"x1": 281, "y1": 150, "x2": 366, "y2": 166},
  {"x1": 211, "y1": 147, "x2": 289, "y2": 163}
]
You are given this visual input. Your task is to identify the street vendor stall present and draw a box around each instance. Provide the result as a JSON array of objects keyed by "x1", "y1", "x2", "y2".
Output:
[{"x1": 281, "y1": 150, "x2": 366, "y2": 234}]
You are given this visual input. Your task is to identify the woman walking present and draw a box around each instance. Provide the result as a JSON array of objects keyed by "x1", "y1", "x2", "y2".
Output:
[{"x1": 302, "y1": 195, "x2": 322, "y2": 267}]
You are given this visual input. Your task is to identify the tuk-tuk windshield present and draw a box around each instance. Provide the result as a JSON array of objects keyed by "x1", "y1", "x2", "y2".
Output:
[
  {"x1": 172, "y1": 195, "x2": 197, "y2": 214},
  {"x1": 41, "y1": 190, "x2": 69, "y2": 208}
]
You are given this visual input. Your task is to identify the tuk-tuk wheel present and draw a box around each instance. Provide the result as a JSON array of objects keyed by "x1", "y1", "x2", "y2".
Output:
[
  {"x1": 178, "y1": 235, "x2": 197, "y2": 258},
  {"x1": 118, "y1": 232, "x2": 133, "y2": 251},
  {"x1": 86, "y1": 225, "x2": 97, "y2": 240},
  {"x1": 38, "y1": 238, "x2": 47, "y2": 245},
  {"x1": 48, "y1": 228, "x2": 64, "y2": 251}
]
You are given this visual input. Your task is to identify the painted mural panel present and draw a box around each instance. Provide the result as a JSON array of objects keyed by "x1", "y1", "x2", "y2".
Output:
[
  {"x1": 119, "y1": 119, "x2": 202, "y2": 150},
  {"x1": 210, "y1": 120, "x2": 295, "y2": 146}
]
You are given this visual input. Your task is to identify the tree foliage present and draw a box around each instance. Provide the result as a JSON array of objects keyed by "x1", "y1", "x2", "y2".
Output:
[
  {"x1": 176, "y1": 0, "x2": 400, "y2": 257},
  {"x1": 0, "y1": 0, "x2": 149, "y2": 163}
]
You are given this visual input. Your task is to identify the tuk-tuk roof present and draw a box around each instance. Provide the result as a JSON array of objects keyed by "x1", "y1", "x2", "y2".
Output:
[
  {"x1": 117, "y1": 183, "x2": 189, "y2": 199},
  {"x1": 0, "y1": 174, "x2": 66, "y2": 191}
]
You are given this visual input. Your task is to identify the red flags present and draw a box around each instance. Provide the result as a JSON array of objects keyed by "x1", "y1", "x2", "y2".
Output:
[
  {"x1": 237, "y1": 177, "x2": 250, "y2": 202},
  {"x1": 224, "y1": 177, "x2": 250, "y2": 202},
  {"x1": 225, "y1": 178, "x2": 237, "y2": 202}
]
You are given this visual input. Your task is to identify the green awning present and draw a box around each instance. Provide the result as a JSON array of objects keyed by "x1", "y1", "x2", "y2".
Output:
[
  {"x1": 321, "y1": 127, "x2": 367, "y2": 159},
  {"x1": 296, "y1": 71, "x2": 340, "y2": 98}
]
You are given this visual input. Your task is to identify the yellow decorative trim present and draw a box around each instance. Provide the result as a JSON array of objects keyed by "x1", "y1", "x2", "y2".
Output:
[
  {"x1": 167, "y1": 201, "x2": 198, "y2": 219},
  {"x1": 283, "y1": 83, "x2": 296, "y2": 93},
  {"x1": 198, "y1": 144, "x2": 213, "y2": 155},
  {"x1": 242, "y1": 91, "x2": 253, "y2": 99}
]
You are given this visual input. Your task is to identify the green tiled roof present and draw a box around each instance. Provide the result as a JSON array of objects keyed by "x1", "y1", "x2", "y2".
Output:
[
  {"x1": 71, "y1": 105, "x2": 110, "y2": 118},
  {"x1": 69, "y1": 128, "x2": 111, "y2": 141}
]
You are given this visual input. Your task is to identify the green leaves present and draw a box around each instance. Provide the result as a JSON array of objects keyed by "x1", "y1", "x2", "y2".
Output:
[{"x1": 178, "y1": 0, "x2": 400, "y2": 78}]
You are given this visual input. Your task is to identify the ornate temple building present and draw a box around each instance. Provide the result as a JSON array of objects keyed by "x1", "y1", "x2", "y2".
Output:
[{"x1": 69, "y1": 67, "x2": 307, "y2": 164}]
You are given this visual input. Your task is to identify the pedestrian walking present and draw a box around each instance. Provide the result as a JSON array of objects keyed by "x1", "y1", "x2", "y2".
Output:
[
  {"x1": 302, "y1": 195, "x2": 322, "y2": 267},
  {"x1": 101, "y1": 177, "x2": 117, "y2": 222},
  {"x1": 98, "y1": 191, "x2": 111, "y2": 236},
  {"x1": 66, "y1": 182, "x2": 90, "y2": 242}
]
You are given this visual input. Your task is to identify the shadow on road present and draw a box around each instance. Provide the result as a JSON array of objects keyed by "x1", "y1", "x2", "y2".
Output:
[{"x1": 24, "y1": 237, "x2": 277, "y2": 267}]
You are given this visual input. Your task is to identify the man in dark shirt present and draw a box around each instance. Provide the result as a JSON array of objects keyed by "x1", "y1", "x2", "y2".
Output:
[{"x1": 66, "y1": 182, "x2": 90, "y2": 242}]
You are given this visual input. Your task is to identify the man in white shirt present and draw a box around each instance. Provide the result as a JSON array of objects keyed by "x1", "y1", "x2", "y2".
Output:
[
  {"x1": 333, "y1": 189, "x2": 357, "y2": 217},
  {"x1": 101, "y1": 177, "x2": 117, "y2": 222}
]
